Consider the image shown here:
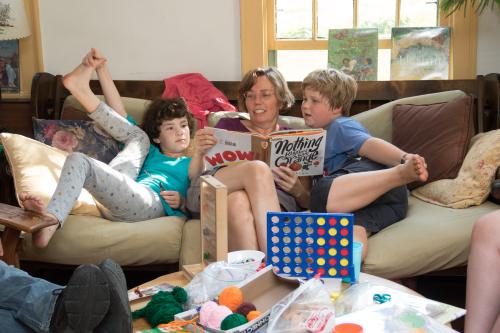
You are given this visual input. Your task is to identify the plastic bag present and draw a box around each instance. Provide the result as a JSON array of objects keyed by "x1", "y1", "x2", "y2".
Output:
[
  {"x1": 336, "y1": 302, "x2": 458, "y2": 333},
  {"x1": 184, "y1": 261, "x2": 256, "y2": 309},
  {"x1": 267, "y1": 278, "x2": 335, "y2": 333},
  {"x1": 335, "y1": 282, "x2": 465, "y2": 325}
]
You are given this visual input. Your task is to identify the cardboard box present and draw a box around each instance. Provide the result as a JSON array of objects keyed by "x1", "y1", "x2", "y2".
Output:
[{"x1": 175, "y1": 265, "x2": 300, "y2": 332}]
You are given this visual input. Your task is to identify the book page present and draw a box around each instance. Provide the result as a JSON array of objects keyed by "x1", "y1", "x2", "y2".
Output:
[
  {"x1": 203, "y1": 128, "x2": 264, "y2": 170},
  {"x1": 269, "y1": 130, "x2": 325, "y2": 176}
]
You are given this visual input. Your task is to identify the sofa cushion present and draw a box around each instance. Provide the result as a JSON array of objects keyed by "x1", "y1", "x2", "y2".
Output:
[
  {"x1": 20, "y1": 214, "x2": 187, "y2": 266},
  {"x1": 0, "y1": 133, "x2": 100, "y2": 216},
  {"x1": 392, "y1": 95, "x2": 474, "y2": 188},
  {"x1": 352, "y1": 90, "x2": 466, "y2": 142},
  {"x1": 411, "y1": 129, "x2": 500, "y2": 208},
  {"x1": 62, "y1": 95, "x2": 151, "y2": 124},
  {"x1": 32, "y1": 118, "x2": 120, "y2": 163},
  {"x1": 363, "y1": 196, "x2": 499, "y2": 279}
]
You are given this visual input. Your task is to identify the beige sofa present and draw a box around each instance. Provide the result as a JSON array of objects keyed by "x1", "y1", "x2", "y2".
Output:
[{"x1": 2, "y1": 90, "x2": 498, "y2": 279}]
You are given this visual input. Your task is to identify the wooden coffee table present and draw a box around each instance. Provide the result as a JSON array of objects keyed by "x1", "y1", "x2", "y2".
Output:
[{"x1": 130, "y1": 270, "x2": 422, "y2": 332}]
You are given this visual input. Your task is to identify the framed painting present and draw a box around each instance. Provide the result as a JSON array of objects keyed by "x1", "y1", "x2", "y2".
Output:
[{"x1": 0, "y1": 39, "x2": 20, "y2": 93}]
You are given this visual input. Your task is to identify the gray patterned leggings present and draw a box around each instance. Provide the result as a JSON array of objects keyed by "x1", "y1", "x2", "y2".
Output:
[{"x1": 46, "y1": 102, "x2": 165, "y2": 225}]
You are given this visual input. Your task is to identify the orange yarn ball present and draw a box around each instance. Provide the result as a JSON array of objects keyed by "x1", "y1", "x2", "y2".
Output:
[
  {"x1": 246, "y1": 310, "x2": 262, "y2": 321},
  {"x1": 218, "y1": 286, "x2": 243, "y2": 312}
]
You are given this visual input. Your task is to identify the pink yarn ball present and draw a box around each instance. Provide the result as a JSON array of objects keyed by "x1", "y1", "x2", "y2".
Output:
[
  {"x1": 199, "y1": 301, "x2": 218, "y2": 326},
  {"x1": 206, "y1": 305, "x2": 232, "y2": 329}
]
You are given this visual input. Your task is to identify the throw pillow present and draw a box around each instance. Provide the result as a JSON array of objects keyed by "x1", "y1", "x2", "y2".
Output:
[
  {"x1": 392, "y1": 94, "x2": 474, "y2": 189},
  {"x1": 411, "y1": 129, "x2": 500, "y2": 208},
  {"x1": 33, "y1": 118, "x2": 120, "y2": 164},
  {"x1": 0, "y1": 133, "x2": 100, "y2": 216}
]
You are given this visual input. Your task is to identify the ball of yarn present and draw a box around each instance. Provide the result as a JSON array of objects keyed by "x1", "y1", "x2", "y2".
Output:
[
  {"x1": 199, "y1": 301, "x2": 218, "y2": 326},
  {"x1": 206, "y1": 305, "x2": 232, "y2": 329},
  {"x1": 221, "y1": 313, "x2": 248, "y2": 330},
  {"x1": 131, "y1": 290, "x2": 186, "y2": 327},
  {"x1": 235, "y1": 301, "x2": 256, "y2": 317},
  {"x1": 218, "y1": 286, "x2": 243, "y2": 312},
  {"x1": 247, "y1": 310, "x2": 262, "y2": 321}
]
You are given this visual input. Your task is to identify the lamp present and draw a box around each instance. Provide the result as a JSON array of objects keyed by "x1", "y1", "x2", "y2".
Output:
[
  {"x1": 0, "y1": 0, "x2": 30, "y2": 40},
  {"x1": 0, "y1": 0, "x2": 31, "y2": 97}
]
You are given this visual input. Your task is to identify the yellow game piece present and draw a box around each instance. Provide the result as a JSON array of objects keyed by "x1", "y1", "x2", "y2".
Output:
[
  {"x1": 340, "y1": 258, "x2": 349, "y2": 266},
  {"x1": 340, "y1": 218, "x2": 349, "y2": 226},
  {"x1": 340, "y1": 238, "x2": 349, "y2": 246},
  {"x1": 329, "y1": 248, "x2": 337, "y2": 256},
  {"x1": 329, "y1": 228, "x2": 337, "y2": 236},
  {"x1": 317, "y1": 217, "x2": 325, "y2": 225},
  {"x1": 317, "y1": 237, "x2": 325, "y2": 246}
]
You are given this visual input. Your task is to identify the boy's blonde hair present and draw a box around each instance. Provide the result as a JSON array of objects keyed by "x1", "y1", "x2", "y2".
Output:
[{"x1": 302, "y1": 69, "x2": 357, "y2": 116}]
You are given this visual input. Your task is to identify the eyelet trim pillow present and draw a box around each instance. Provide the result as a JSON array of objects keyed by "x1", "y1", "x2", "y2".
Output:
[
  {"x1": 411, "y1": 129, "x2": 500, "y2": 208},
  {"x1": 33, "y1": 118, "x2": 120, "y2": 164},
  {"x1": 392, "y1": 95, "x2": 474, "y2": 189},
  {"x1": 0, "y1": 133, "x2": 100, "y2": 216}
]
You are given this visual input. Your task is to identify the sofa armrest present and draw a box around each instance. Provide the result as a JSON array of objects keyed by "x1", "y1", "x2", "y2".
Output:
[{"x1": 0, "y1": 203, "x2": 59, "y2": 266}]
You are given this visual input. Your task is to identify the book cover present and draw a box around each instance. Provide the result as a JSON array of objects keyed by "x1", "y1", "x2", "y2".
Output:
[
  {"x1": 328, "y1": 28, "x2": 378, "y2": 81},
  {"x1": 391, "y1": 27, "x2": 450, "y2": 80},
  {"x1": 204, "y1": 128, "x2": 326, "y2": 176}
]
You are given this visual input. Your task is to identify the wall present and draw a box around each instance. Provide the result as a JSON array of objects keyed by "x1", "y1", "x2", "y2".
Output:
[
  {"x1": 38, "y1": 0, "x2": 241, "y2": 80},
  {"x1": 477, "y1": 8, "x2": 500, "y2": 75}
]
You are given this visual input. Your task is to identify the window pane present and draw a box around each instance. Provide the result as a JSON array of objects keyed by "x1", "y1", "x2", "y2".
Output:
[
  {"x1": 377, "y1": 49, "x2": 391, "y2": 81},
  {"x1": 317, "y1": 0, "x2": 354, "y2": 39},
  {"x1": 400, "y1": 0, "x2": 438, "y2": 27},
  {"x1": 358, "y1": 0, "x2": 396, "y2": 39},
  {"x1": 276, "y1": 0, "x2": 312, "y2": 39},
  {"x1": 276, "y1": 50, "x2": 328, "y2": 81}
]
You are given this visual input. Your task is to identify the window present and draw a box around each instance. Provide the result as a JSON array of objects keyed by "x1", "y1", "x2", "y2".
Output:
[{"x1": 240, "y1": 0, "x2": 477, "y2": 80}]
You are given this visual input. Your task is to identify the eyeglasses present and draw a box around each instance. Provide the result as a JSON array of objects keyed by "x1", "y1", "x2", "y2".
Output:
[{"x1": 244, "y1": 90, "x2": 275, "y2": 102}]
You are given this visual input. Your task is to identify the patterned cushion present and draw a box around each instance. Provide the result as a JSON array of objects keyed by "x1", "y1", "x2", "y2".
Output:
[
  {"x1": 412, "y1": 129, "x2": 500, "y2": 208},
  {"x1": 32, "y1": 118, "x2": 120, "y2": 163}
]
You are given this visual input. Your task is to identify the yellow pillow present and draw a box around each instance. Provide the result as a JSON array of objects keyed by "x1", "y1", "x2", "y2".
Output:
[
  {"x1": 1, "y1": 133, "x2": 100, "y2": 216},
  {"x1": 411, "y1": 129, "x2": 500, "y2": 208}
]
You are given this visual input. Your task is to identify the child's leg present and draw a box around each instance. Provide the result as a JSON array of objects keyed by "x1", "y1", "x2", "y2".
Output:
[
  {"x1": 227, "y1": 191, "x2": 259, "y2": 251},
  {"x1": 214, "y1": 161, "x2": 280, "y2": 253},
  {"x1": 62, "y1": 63, "x2": 101, "y2": 114},
  {"x1": 325, "y1": 155, "x2": 425, "y2": 213},
  {"x1": 21, "y1": 153, "x2": 164, "y2": 248},
  {"x1": 465, "y1": 210, "x2": 500, "y2": 333}
]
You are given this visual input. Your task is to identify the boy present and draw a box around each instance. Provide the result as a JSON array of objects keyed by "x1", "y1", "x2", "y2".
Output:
[{"x1": 301, "y1": 69, "x2": 428, "y2": 260}]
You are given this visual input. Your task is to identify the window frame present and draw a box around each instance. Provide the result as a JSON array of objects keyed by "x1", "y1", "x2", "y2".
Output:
[{"x1": 240, "y1": 0, "x2": 477, "y2": 80}]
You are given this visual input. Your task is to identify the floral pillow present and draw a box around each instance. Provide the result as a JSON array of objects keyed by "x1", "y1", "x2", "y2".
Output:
[
  {"x1": 411, "y1": 129, "x2": 500, "y2": 208},
  {"x1": 32, "y1": 118, "x2": 120, "y2": 163}
]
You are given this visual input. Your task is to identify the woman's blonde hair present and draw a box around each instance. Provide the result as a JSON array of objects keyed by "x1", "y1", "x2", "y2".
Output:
[
  {"x1": 238, "y1": 67, "x2": 295, "y2": 113},
  {"x1": 302, "y1": 69, "x2": 357, "y2": 116}
]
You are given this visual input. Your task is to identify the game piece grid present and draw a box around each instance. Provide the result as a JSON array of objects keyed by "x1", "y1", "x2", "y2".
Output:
[{"x1": 266, "y1": 212, "x2": 355, "y2": 281}]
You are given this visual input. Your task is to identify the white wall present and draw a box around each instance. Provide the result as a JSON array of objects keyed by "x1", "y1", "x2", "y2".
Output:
[
  {"x1": 38, "y1": 0, "x2": 241, "y2": 80},
  {"x1": 477, "y1": 8, "x2": 500, "y2": 75}
]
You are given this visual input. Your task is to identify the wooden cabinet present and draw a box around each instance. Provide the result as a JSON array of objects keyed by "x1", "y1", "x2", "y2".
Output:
[{"x1": 0, "y1": 99, "x2": 33, "y2": 138}]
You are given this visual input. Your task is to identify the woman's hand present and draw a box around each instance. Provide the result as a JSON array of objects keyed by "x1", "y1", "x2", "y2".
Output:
[
  {"x1": 82, "y1": 48, "x2": 107, "y2": 70},
  {"x1": 272, "y1": 166, "x2": 305, "y2": 197},
  {"x1": 193, "y1": 128, "x2": 217, "y2": 157},
  {"x1": 160, "y1": 190, "x2": 183, "y2": 209}
]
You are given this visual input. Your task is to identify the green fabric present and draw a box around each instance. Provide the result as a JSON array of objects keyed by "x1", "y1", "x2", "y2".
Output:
[
  {"x1": 221, "y1": 313, "x2": 248, "y2": 330},
  {"x1": 132, "y1": 287, "x2": 187, "y2": 327}
]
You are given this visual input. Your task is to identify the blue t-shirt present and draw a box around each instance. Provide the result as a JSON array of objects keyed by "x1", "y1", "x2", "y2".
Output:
[
  {"x1": 125, "y1": 115, "x2": 191, "y2": 217},
  {"x1": 324, "y1": 116, "x2": 371, "y2": 174}
]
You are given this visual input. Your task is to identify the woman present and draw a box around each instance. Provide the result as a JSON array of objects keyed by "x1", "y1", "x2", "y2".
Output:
[{"x1": 189, "y1": 67, "x2": 311, "y2": 253}]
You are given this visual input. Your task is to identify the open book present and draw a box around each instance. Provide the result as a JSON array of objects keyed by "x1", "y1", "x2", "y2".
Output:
[{"x1": 204, "y1": 127, "x2": 326, "y2": 176}]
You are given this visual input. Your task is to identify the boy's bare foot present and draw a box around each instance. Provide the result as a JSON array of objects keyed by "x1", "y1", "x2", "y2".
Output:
[
  {"x1": 19, "y1": 192, "x2": 59, "y2": 248},
  {"x1": 398, "y1": 154, "x2": 429, "y2": 183}
]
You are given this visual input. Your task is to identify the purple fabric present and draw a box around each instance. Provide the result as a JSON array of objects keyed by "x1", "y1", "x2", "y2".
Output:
[{"x1": 214, "y1": 117, "x2": 250, "y2": 132}]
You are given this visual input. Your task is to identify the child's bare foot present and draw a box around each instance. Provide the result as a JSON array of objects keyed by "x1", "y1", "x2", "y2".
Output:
[
  {"x1": 62, "y1": 63, "x2": 93, "y2": 95},
  {"x1": 399, "y1": 154, "x2": 429, "y2": 183},
  {"x1": 19, "y1": 192, "x2": 59, "y2": 248}
]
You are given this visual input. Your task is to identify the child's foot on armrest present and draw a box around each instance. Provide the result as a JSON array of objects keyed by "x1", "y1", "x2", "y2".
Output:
[
  {"x1": 19, "y1": 192, "x2": 59, "y2": 248},
  {"x1": 399, "y1": 154, "x2": 428, "y2": 184},
  {"x1": 62, "y1": 63, "x2": 101, "y2": 113}
]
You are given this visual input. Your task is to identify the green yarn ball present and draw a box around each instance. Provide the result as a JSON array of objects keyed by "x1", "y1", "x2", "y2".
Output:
[
  {"x1": 131, "y1": 288, "x2": 187, "y2": 327},
  {"x1": 221, "y1": 313, "x2": 248, "y2": 330}
]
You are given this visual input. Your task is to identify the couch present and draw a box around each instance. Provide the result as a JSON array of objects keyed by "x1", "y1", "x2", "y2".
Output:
[{"x1": 1, "y1": 72, "x2": 499, "y2": 280}]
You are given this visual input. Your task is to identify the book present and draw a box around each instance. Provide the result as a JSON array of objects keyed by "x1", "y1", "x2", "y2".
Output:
[
  {"x1": 204, "y1": 127, "x2": 326, "y2": 176},
  {"x1": 391, "y1": 27, "x2": 450, "y2": 80},
  {"x1": 328, "y1": 28, "x2": 378, "y2": 81}
]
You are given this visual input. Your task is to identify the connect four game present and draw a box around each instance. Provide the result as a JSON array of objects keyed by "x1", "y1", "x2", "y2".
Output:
[{"x1": 266, "y1": 212, "x2": 356, "y2": 282}]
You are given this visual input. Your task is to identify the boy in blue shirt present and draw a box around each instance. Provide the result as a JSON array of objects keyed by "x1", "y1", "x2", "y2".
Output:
[{"x1": 302, "y1": 69, "x2": 428, "y2": 260}]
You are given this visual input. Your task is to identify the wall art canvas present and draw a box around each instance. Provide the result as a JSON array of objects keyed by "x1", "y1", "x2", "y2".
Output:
[
  {"x1": 328, "y1": 28, "x2": 378, "y2": 81},
  {"x1": 391, "y1": 27, "x2": 450, "y2": 80}
]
